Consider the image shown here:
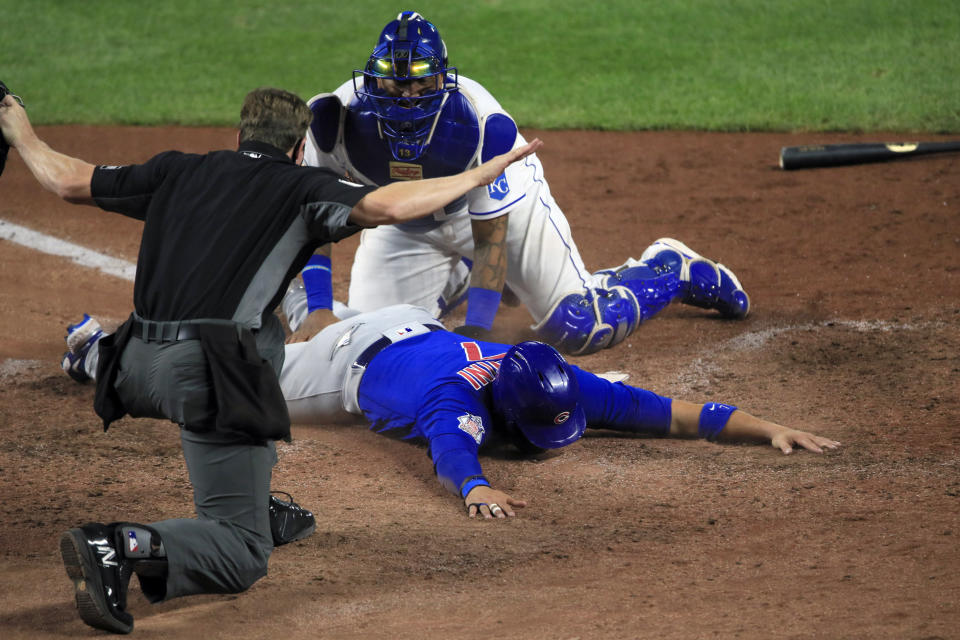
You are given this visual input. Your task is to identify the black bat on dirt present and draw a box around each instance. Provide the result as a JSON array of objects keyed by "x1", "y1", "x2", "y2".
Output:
[{"x1": 779, "y1": 141, "x2": 960, "y2": 170}]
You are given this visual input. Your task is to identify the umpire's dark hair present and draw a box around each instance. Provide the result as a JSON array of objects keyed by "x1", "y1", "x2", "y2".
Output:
[{"x1": 239, "y1": 88, "x2": 312, "y2": 152}]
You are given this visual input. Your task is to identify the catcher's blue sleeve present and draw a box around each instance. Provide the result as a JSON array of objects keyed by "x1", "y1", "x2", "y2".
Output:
[{"x1": 571, "y1": 366, "x2": 673, "y2": 436}]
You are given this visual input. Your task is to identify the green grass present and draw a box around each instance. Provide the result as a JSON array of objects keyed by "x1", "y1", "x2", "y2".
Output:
[{"x1": 3, "y1": 0, "x2": 958, "y2": 131}]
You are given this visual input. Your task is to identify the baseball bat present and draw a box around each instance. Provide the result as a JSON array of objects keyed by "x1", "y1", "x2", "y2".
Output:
[{"x1": 779, "y1": 141, "x2": 960, "y2": 170}]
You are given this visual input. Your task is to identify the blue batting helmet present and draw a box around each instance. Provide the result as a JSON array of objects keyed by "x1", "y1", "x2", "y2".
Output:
[
  {"x1": 491, "y1": 341, "x2": 587, "y2": 450},
  {"x1": 354, "y1": 11, "x2": 458, "y2": 161}
]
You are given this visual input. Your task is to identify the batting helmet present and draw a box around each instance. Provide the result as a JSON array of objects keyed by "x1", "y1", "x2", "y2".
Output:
[
  {"x1": 354, "y1": 11, "x2": 458, "y2": 161},
  {"x1": 491, "y1": 341, "x2": 587, "y2": 450}
]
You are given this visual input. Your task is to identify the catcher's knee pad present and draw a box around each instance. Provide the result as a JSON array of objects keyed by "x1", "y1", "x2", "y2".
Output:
[
  {"x1": 533, "y1": 287, "x2": 640, "y2": 356},
  {"x1": 639, "y1": 238, "x2": 750, "y2": 319}
]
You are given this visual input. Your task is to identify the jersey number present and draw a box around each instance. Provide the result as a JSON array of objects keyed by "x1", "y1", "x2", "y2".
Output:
[{"x1": 457, "y1": 342, "x2": 506, "y2": 390}]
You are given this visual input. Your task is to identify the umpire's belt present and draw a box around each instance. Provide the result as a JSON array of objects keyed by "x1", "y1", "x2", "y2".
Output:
[
  {"x1": 354, "y1": 323, "x2": 444, "y2": 368},
  {"x1": 131, "y1": 315, "x2": 244, "y2": 343}
]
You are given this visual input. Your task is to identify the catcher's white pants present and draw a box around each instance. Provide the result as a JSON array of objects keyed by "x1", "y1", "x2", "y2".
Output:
[{"x1": 347, "y1": 184, "x2": 593, "y2": 323}]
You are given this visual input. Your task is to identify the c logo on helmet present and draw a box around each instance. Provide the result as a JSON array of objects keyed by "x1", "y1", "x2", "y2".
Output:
[{"x1": 554, "y1": 411, "x2": 570, "y2": 424}]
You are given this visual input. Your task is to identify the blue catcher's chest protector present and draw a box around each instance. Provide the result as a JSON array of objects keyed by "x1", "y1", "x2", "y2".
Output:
[{"x1": 344, "y1": 90, "x2": 480, "y2": 187}]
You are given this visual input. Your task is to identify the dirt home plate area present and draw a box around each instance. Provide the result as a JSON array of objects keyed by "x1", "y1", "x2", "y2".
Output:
[{"x1": 0, "y1": 126, "x2": 957, "y2": 639}]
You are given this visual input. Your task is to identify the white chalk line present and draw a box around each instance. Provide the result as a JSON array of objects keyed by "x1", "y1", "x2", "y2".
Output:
[{"x1": 0, "y1": 218, "x2": 136, "y2": 282}]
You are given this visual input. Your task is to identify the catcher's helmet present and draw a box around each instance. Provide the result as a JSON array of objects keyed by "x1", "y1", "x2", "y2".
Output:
[
  {"x1": 354, "y1": 11, "x2": 458, "y2": 161},
  {"x1": 491, "y1": 341, "x2": 587, "y2": 450}
]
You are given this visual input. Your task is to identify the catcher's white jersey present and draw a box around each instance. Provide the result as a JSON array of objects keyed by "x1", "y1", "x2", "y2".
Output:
[{"x1": 304, "y1": 75, "x2": 595, "y2": 322}]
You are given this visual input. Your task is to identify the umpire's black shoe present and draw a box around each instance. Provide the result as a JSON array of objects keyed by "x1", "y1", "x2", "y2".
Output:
[
  {"x1": 269, "y1": 491, "x2": 316, "y2": 546},
  {"x1": 60, "y1": 523, "x2": 134, "y2": 634}
]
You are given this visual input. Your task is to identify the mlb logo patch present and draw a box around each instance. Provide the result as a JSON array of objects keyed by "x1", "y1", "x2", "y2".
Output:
[
  {"x1": 457, "y1": 414, "x2": 485, "y2": 444},
  {"x1": 127, "y1": 530, "x2": 139, "y2": 553},
  {"x1": 487, "y1": 172, "x2": 510, "y2": 200}
]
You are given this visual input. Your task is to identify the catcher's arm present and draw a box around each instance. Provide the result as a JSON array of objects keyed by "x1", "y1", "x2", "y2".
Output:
[
  {"x1": 452, "y1": 215, "x2": 509, "y2": 339},
  {"x1": 669, "y1": 399, "x2": 841, "y2": 454}
]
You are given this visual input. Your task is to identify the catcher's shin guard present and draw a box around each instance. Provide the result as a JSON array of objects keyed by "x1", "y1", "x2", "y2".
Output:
[
  {"x1": 594, "y1": 260, "x2": 682, "y2": 322},
  {"x1": 533, "y1": 286, "x2": 640, "y2": 356},
  {"x1": 639, "y1": 238, "x2": 750, "y2": 319}
]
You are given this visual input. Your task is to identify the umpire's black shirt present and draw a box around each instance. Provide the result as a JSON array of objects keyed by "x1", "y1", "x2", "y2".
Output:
[{"x1": 90, "y1": 140, "x2": 375, "y2": 326}]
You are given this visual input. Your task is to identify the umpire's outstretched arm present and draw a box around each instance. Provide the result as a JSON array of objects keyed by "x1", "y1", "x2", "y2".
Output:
[
  {"x1": 0, "y1": 91, "x2": 542, "y2": 224},
  {"x1": 0, "y1": 94, "x2": 95, "y2": 203},
  {"x1": 348, "y1": 139, "x2": 542, "y2": 226}
]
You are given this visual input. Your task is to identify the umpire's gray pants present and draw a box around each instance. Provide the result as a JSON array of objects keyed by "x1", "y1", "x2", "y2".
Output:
[{"x1": 115, "y1": 336, "x2": 276, "y2": 602}]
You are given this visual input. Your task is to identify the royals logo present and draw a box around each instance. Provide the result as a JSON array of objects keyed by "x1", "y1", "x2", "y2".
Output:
[{"x1": 487, "y1": 173, "x2": 509, "y2": 200}]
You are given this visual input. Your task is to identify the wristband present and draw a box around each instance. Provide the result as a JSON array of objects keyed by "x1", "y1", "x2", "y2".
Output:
[
  {"x1": 698, "y1": 403, "x2": 738, "y2": 441},
  {"x1": 464, "y1": 287, "x2": 501, "y2": 330},
  {"x1": 459, "y1": 475, "x2": 491, "y2": 499},
  {"x1": 302, "y1": 254, "x2": 333, "y2": 312}
]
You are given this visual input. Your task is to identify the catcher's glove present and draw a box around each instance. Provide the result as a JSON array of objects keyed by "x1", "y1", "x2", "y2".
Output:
[
  {"x1": 0, "y1": 80, "x2": 24, "y2": 178},
  {"x1": 453, "y1": 324, "x2": 492, "y2": 341}
]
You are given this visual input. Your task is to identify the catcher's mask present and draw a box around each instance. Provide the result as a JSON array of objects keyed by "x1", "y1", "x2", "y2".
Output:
[
  {"x1": 354, "y1": 11, "x2": 458, "y2": 162},
  {"x1": 491, "y1": 341, "x2": 587, "y2": 450}
]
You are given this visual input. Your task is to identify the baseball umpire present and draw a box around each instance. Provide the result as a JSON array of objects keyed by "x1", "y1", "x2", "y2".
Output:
[
  {"x1": 68, "y1": 304, "x2": 840, "y2": 519},
  {"x1": 0, "y1": 84, "x2": 539, "y2": 634},
  {"x1": 290, "y1": 11, "x2": 750, "y2": 354}
]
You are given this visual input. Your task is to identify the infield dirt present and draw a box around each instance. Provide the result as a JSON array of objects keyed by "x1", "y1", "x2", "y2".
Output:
[{"x1": 1, "y1": 127, "x2": 958, "y2": 639}]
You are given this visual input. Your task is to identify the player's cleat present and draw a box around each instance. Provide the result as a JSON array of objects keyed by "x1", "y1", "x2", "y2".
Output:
[
  {"x1": 60, "y1": 523, "x2": 135, "y2": 634},
  {"x1": 62, "y1": 314, "x2": 103, "y2": 383},
  {"x1": 269, "y1": 491, "x2": 317, "y2": 546},
  {"x1": 639, "y1": 238, "x2": 750, "y2": 319}
]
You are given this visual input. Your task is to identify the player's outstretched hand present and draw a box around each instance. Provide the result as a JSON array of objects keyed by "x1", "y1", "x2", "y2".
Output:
[
  {"x1": 770, "y1": 428, "x2": 841, "y2": 455},
  {"x1": 472, "y1": 138, "x2": 543, "y2": 187},
  {"x1": 463, "y1": 485, "x2": 527, "y2": 520}
]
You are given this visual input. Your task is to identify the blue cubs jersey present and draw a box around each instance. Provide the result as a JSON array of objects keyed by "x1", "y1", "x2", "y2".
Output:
[{"x1": 356, "y1": 330, "x2": 673, "y2": 496}]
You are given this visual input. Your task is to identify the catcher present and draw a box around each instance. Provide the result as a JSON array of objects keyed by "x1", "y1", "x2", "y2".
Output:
[{"x1": 65, "y1": 303, "x2": 840, "y2": 519}]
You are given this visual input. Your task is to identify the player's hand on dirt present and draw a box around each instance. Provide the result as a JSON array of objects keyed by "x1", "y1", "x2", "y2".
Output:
[
  {"x1": 472, "y1": 138, "x2": 543, "y2": 187},
  {"x1": 286, "y1": 308, "x2": 337, "y2": 344},
  {"x1": 463, "y1": 486, "x2": 526, "y2": 520},
  {"x1": 770, "y1": 429, "x2": 841, "y2": 455}
]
